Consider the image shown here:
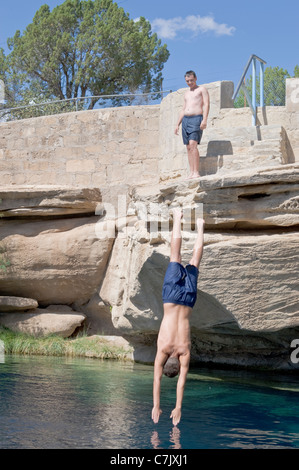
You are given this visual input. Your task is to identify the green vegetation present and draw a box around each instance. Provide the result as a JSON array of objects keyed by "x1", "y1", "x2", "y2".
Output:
[
  {"x1": 0, "y1": 0, "x2": 169, "y2": 119},
  {"x1": 0, "y1": 326, "x2": 132, "y2": 360},
  {"x1": 234, "y1": 65, "x2": 299, "y2": 108},
  {"x1": 0, "y1": 243, "x2": 10, "y2": 271}
]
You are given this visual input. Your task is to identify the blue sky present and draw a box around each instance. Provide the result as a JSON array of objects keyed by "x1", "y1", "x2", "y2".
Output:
[{"x1": 0, "y1": 0, "x2": 298, "y2": 92}]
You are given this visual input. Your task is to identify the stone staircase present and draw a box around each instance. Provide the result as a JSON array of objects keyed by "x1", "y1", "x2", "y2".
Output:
[{"x1": 199, "y1": 124, "x2": 290, "y2": 176}]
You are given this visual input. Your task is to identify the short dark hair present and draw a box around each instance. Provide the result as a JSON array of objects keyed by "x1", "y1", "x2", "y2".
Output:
[
  {"x1": 185, "y1": 70, "x2": 197, "y2": 78},
  {"x1": 163, "y1": 357, "x2": 180, "y2": 378}
]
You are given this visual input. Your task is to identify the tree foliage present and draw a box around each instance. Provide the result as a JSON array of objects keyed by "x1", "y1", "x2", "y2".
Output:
[
  {"x1": 234, "y1": 65, "x2": 298, "y2": 108},
  {"x1": 294, "y1": 65, "x2": 299, "y2": 78},
  {"x1": 0, "y1": 0, "x2": 169, "y2": 118}
]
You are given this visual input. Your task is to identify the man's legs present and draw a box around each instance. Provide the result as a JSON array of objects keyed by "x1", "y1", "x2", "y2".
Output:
[
  {"x1": 189, "y1": 218, "x2": 204, "y2": 268},
  {"x1": 186, "y1": 140, "x2": 200, "y2": 178},
  {"x1": 170, "y1": 210, "x2": 183, "y2": 263}
]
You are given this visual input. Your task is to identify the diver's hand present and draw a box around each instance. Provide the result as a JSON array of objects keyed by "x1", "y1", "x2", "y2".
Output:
[
  {"x1": 152, "y1": 406, "x2": 162, "y2": 424},
  {"x1": 170, "y1": 408, "x2": 181, "y2": 426}
]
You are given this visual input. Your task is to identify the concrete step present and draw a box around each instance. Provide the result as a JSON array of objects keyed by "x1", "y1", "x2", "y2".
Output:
[
  {"x1": 198, "y1": 125, "x2": 290, "y2": 176},
  {"x1": 200, "y1": 153, "x2": 282, "y2": 177},
  {"x1": 201, "y1": 124, "x2": 284, "y2": 149},
  {"x1": 200, "y1": 125, "x2": 285, "y2": 152}
]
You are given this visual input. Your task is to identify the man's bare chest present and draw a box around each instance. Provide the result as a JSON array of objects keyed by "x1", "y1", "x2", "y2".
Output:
[{"x1": 185, "y1": 90, "x2": 203, "y2": 105}]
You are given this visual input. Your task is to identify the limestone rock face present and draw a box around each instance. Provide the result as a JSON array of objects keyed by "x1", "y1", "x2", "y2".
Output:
[
  {"x1": 1, "y1": 81, "x2": 299, "y2": 368},
  {"x1": 0, "y1": 188, "x2": 113, "y2": 305},
  {"x1": 98, "y1": 164, "x2": 299, "y2": 367},
  {"x1": 0, "y1": 186, "x2": 102, "y2": 217},
  {"x1": 102, "y1": 230, "x2": 299, "y2": 335},
  {"x1": 100, "y1": 217, "x2": 299, "y2": 335},
  {"x1": 0, "y1": 296, "x2": 38, "y2": 312},
  {"x1": 0, "y1": 167, "x2": 298, "y2": 367},
  {"x1": 0, "y1": 305, "x2": 86, "y2": 337}
]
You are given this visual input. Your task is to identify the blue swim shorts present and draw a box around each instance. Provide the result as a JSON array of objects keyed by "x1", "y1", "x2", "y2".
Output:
[
  {"x1": 162, "y1": 262, "x2": 199, "y2": 309},
  {"x1": 182, "y1": 114, "x2": 203, "y2": 145}
]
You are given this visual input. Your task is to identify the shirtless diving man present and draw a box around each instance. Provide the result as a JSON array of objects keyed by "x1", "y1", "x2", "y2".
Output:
[
  {"x1": 152, "y1": 209, "x2": 205, "y2": 426},
  {"x1": 175, "y1": 70, "x2": 210, "y2": 179}
]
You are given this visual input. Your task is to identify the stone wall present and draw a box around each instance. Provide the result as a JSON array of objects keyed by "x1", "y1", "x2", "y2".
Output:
[
  {"x1": 0, "y1": 105, "x2": 160, "y2": 188},
  {"x1": 1, "y1": 78, "x2": 299, "y2": 188}
]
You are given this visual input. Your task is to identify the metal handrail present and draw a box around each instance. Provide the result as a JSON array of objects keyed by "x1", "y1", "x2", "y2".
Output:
[{"x1": 233, "y1": 54, "x2": 267, "y2": 125}]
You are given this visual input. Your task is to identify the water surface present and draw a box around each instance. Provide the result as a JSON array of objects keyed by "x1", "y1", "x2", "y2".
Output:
[{"x1": 0, "y1": 355, "x2": 299, "y2": 449}]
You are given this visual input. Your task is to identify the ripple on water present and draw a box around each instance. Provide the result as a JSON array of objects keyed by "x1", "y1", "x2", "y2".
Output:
[{"x1": 0, "y1": 356, "x2": 299, "y2": 449}]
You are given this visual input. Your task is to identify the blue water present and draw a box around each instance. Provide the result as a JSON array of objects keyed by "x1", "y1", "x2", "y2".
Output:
[{"x1": 0, "y1": 355, "x2": 299, "y2": 449}]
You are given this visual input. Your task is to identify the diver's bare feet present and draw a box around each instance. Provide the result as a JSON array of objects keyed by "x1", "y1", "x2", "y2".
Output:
[
  {"x1": 172, "y1": 208, "x2": 183, "y2": 221},
  {"x1": 196, "y1": 218, "x2": 205, "y2": 231}
]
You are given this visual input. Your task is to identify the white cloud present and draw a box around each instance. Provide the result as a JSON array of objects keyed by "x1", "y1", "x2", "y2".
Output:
[{"x1": 152, "y1": 15, "x2": 236, "y2": 39}]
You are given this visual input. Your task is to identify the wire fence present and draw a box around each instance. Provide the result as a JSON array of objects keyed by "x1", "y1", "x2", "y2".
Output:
[
  {"x1": 0, "y1": 90, "x2": 172, "y2": 122},
  {"x1": 233, "y1": 64, "x2": 292, "y2": 109},
  {"x1": 234, "y1": 80, "x2": 287, "y2": 108},
  {"x1": 0, "y1": 72, "x2": 291, "y2": 123}
]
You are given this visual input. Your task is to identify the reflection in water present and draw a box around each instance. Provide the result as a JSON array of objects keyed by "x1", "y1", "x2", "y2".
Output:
[
  {"x1": 151, "y1": 427, "x2": 181, "y2": 449},
  {"x1": 151, "y1": 430, "x2": 161, "y2": 449},
  {"x1": 170, "y1": 426, "x2": 182, "y2": 449},
  {"x1": 1, "y1": 356, "x2": 299, "y2": 449},
  {"x1": 0, "y1": 356, "x2": 148, "y2": 449}
]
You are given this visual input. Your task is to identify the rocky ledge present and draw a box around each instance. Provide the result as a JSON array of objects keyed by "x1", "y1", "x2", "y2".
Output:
[{"x1": 0, "y1": 165, "x2": 299, "y2": 369}]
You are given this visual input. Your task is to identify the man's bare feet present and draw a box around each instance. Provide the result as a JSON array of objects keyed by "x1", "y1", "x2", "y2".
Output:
[
  {"x1": 172, "y1": 208, "x2": 183, "y2": 221},
  {"x1": 185, "y1": 172, "x2": 200, "y2": 180},
  {"x1": 196, "y1": 217, "x2": 205, "y2": 230}
]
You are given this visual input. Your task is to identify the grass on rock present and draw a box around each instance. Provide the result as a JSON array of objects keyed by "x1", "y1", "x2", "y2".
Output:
[{"x1": 0, "y1": 326, "x2": 132, "y2": 360}]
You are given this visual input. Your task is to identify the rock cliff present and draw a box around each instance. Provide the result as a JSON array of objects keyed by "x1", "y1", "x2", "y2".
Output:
[{"x1": 0, "y1": 163, "x2": 298, "y2": 368}]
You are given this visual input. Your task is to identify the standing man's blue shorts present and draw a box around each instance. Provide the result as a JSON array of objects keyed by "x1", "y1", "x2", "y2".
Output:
[
  {"x1": 182, "y1": 114, "x2": 203, "y2": 145},
  {"x1": 162, "y1": 262, "x2": 199, "y2": 308}
]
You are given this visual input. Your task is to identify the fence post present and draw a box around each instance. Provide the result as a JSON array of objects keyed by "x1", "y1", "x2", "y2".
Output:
[
  {"x1": 252, "y1": 57, "x2": 257, "y2": 125},
  {"x1": 260, "y1": 62, "x2": 265, "y2": 107}
]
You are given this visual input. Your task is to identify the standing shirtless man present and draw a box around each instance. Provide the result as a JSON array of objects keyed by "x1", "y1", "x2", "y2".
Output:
[
  {"x1": 152, "y1": 210, "x2": 205, "y2": 426},
  {"x1": 175, "y1": 71, "x2": 210, "y2": 179}
]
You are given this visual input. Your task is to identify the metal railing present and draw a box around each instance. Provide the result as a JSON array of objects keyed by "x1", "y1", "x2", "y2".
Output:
[
  {"x1": 0, "y1": 90, "x2": 172, "y2": 122},
  {"x1": 233, "y1": 54, "x2": 267, "y2": 125}
]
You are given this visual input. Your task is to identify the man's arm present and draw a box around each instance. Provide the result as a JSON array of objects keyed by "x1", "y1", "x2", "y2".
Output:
[
  {"x1": 170, "y1": 356, "x2": 190, "y2": 426},
  {"x1": 200, "y1": 87, "x2": 210, "y2": 130},
  {"x1": 152, "y1": 351, "x2": 167, "y2": 423},
  {"x1": 174, "y1": 96, "x2": 186, "y2": 135}
]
